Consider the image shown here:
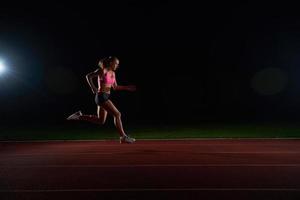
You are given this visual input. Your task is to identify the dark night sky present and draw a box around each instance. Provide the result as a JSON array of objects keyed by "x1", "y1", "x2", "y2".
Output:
[{"x1": 1, "y1": 1, "x2": 300, "y2": 127}]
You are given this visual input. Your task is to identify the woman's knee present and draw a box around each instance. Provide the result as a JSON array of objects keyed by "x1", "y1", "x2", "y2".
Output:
[{"x1": 114, "y1": 111, "x2": 121, "y2": 118}]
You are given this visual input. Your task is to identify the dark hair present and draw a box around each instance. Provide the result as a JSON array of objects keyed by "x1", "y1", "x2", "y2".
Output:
[{"x1": 100, "y1": 56, "x2": 118, "y2": 69}]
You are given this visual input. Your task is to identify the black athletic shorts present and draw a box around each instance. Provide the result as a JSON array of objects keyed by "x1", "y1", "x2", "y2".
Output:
[{"x1": 95, "y1": 92, "x2": 110, "y2": 105}]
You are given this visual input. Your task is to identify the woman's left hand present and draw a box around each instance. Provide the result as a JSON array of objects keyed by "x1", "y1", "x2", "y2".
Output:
[{"x1": 127, "y1": 85, "x2": 137, "y2": 92}]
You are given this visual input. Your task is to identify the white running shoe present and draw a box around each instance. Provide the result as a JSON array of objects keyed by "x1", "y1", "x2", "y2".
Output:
[
  {"x1": 120, "y1": 135, "x2": 136, "y2": 144},
  {"x1": 67, "y1": 111, "x2": 82, "y2": 120}
]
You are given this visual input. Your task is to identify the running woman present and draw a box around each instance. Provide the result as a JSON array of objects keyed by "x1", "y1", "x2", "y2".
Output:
[{"x1": 67, "y1": 56, "x2": 136, "y2": 143}]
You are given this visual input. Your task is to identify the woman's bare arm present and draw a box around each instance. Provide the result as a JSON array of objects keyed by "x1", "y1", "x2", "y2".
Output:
[
  {"x1": 86, "y1": 68, "x2": 103, "y2": 94},
  {"x1": 112, "y1": 76, "x2": 136, "y2": 92}
]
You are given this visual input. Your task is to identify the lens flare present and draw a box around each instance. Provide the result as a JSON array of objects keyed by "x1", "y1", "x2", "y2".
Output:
[
  {"x1": 251, "y1": 67, "x2": 288, "y2": 95},
  {"x1": 0, "y1": 61, "x2": 6, "y2": 74}
]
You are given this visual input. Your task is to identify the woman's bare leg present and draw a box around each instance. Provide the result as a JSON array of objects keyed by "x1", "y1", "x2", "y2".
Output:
[
  {"x1": 97, "y1": 106, "x2": 108, "y2": 124},
  {"x1": 78, "y1": 106, "x2": 108, "y2": 125},
  {"x1": 101, "y1": 100, "x2": 126, "y2": 137}
]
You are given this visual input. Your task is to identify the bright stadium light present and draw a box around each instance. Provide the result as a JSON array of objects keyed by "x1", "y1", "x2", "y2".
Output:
[{"x1": 0, "y1": 60, "x2": 6, "y2": 75}]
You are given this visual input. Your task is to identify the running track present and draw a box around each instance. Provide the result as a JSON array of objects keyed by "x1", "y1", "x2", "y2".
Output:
[{"x1": 1, "y1": 139, "x2": 300, "y2": 200}]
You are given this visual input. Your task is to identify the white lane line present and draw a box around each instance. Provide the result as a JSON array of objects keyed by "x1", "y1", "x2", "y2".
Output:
[
  {"x1": 0, "y1": 152, "x2": 115, "y2": 156},
  {"x1": 2, "y1": 151, "x2": 300, "y2": 157},
  {"x1": 1, "y1": 164, "x2": 300, "y2": 168},
  {"x1": 1, "y1": 188, "x2": 300, "y2": 192}
]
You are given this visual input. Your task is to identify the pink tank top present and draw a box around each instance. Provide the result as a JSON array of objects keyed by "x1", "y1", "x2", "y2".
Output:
[
  {"x1": 97, "y1": 71, "x2": 115, "y2": 91},
  {"x1": 103, "y1": 72, "x2": 115, "y2": 85}
]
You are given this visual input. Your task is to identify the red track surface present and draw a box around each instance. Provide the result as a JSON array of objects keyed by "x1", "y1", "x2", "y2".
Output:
[{"x1": 1, "y1": 139, "x2": 300, "y2": 200}]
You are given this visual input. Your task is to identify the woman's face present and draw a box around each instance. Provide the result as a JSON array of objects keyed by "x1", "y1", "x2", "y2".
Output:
[{"x1": 110, "y1": 59, "x2": 119, "y2": 71}]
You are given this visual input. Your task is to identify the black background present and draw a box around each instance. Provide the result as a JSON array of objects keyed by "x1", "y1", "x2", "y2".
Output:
[{"x1": 1, "y1": 1, "x2": 300, "y2": 127}]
